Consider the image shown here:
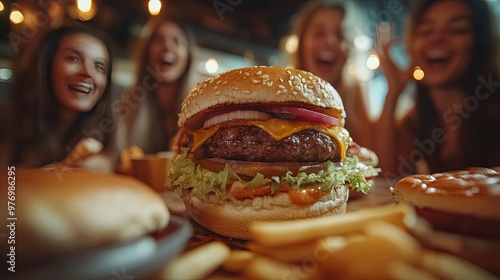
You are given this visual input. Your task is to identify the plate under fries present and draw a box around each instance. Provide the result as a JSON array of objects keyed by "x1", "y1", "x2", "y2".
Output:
[{"x1": 14, "y1": 215, "x2": 193, "y2": 280}]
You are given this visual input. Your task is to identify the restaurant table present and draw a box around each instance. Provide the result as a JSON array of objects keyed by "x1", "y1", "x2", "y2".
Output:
[{"x1": 159, "y1": 177, "x2": 396, "y2": 252}]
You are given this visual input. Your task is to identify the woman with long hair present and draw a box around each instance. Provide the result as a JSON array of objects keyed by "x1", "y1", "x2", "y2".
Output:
[
  {"x1": 287, "y1": 0, "x2": 373, "y2": 149},
  {"x1": 376, "y1": 0, "x2": 500, "y2": 177},
  {"x1": 115, "y1": 14, "x2": 193, "y2": 159},
  {"x1": 4, "y1": 22, "x2": 115, "y2": 171}
]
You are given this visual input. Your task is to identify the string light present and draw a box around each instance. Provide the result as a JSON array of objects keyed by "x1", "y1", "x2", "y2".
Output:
[
  {"x1": 366, "y1": 54, "x2": 380, "y2": 70},
  {"x1": 205, "y1": 58, "x2": 219, "y2": 74},
  {"x1": 413, "y1": 66, "x2": 425, "y2": 80},
  {"x1": 148, "y1": 0, "x2": 161, "y2": 16},
  {"x1": 10, "y1": 8, "x2": 24, "y2": 24},
  {"x1": 77, "y1": 0, "x2": 92, "y2": 13},
  {"x1": 284, "y1": 35, "x2": 298, "y2": 53}
]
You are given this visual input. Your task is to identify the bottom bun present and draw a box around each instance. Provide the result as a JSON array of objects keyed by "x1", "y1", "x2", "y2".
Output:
[{"x1": 183, "y1": 186, "x2": 349, "y2": 240}]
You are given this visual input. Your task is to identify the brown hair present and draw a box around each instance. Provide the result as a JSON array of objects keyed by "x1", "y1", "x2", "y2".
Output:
[
  {"x1": 406, "y1": 0, "x2": 500, "y2": 171},
  {"x1": 8, "y1": 21, "x2": 114, "y2": 166},
  {"x1": 288, "y1": 0, "x2": 347, "y2": 71},
  {"x1": 122, "y1": 14, "x2": 194, "y2": 153}
]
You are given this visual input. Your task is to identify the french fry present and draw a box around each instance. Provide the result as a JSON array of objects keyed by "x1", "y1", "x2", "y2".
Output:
[
  {"x1": 364, "y1": 220, "x2": 421, "y2": 263},
  {"x1": 320, "y1": 221, "x2": 422, "y2": 279},
  {"x1": 250, "y1": 204, "x2": 411, "y2": 247},
  {"x1": 61, "y1": 137, "x2": 103, "y2": 166},
  {"x1": 387, "y1": 261, "x2": 440, "y2": 280},
  {"x1": 161, "y1": 241, "x2": 231, "y2": 280},
  {"x1": 247, "y1": 239, "x2": 318, "y2": 263},
  {"x1": 244, "y1": 255, "x2": 321, "y2": 280},
  {"x1": 420, "y1": 250, "x2": 498, "y2": 280},
  {"x1": 223, "y1": 250, "x2": 255, "y2": 273}
]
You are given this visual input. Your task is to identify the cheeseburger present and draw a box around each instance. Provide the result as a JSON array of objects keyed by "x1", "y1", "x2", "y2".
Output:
[
  {"x1": 168, "y1": 66, "x2": 379, "y2": 239},
  {"x1": 392, "y1": 167, "x2": 500, "y2": 275}
]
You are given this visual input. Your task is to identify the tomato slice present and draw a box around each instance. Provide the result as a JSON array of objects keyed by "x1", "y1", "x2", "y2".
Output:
[{"x1": 288, "y1": 185, "x2": 324, "y2": 206}]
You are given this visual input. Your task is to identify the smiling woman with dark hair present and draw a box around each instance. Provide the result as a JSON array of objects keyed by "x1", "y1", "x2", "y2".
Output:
[
  {"x1": 2, "y1": 22, "x2": 116, "y2": 171},
  {"x1": 375, "y1": 0, "x2": 500, "y2": 177}
]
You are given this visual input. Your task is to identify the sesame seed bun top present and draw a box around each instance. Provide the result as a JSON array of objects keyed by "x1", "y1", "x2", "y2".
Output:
[{"x1": 178, "y1": 66, "x2": 346, "y2": 130}]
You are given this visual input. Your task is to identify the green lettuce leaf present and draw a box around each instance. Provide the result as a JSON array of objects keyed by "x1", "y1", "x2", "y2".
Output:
[{"x1": 166, "y1": 148, "x2": 381, "y2": 200}]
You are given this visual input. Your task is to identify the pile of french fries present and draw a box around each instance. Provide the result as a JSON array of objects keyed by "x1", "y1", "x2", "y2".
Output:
[{"x1": 159, "y1": 204, "x2": 498, "y2": 280}]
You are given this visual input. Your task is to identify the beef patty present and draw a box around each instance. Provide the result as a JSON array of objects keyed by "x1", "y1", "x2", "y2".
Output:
[{"x1": 191, "y1": 126, "x2": 341, "y2": 162}]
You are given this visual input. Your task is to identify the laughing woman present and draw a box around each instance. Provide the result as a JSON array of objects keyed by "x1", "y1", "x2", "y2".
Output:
[
  {"x1": 375, "y1": 0, "x2": 500, "y2": 177},
  {"x1": 114, "y1": 14, "x2": 193, "y2": 171},
  {"x1": 287, "y1": 0, "x2": 374, "y2": 150},
  {"x1": 3, "y1": 23, "x2": 115, "y2": 171}
]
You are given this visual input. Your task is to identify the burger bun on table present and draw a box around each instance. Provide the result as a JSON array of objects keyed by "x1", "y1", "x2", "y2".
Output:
[{"x1": 0, "y1": 166, "x2": 170, "y2": 264}]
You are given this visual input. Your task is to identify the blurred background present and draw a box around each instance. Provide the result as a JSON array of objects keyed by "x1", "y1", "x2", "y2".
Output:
[{"x1": 0, "y1": 0, "x2": 499, "y2": 119}]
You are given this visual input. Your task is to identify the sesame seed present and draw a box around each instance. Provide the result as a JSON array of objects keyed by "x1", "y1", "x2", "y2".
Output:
[
  {"x1": 243, "y1": 90, "x2": 250, "y2": 94},
  {"x1": 276, "y1": 90, "x2": 281, "y2": 95},
  {"x1": 215, "y1": 91, "x2": 221, "y2": 95},
  {"x1": 256, "y1": 71, "x2": 262, "y2": 75},
  {"x1": 279, "y1": 78, "x2": 284, "y2": 83},
  {"x1": 214, "y1": 85, "x2": 218, "y2": 90},
  {"x1": 216, "y1": 80, "x2": 222, "y2": 85},
  {"x1": 289, "y1": 75, "x2": 294, "y2": 80},
  {"x1": 262, "y1": 74, "x2": 269, "y2": 79},
  {"x1": 266, "y1": 81, "x2": 273, "y2": 87},
  {"x1": 279, "y1": 85, "x2": 285, "y2": 89},
  {"x1": 245, "y1": 72, "x2": 250, "y2": 76},
  {"x1": 282, "y1": 89, "x2": 288, "y2": 93},
  {"x1": 209, "y1": 78, "x2": 214, "y2": 83},
  {"x1": 252, "y1": 80, "x2": 260, "y2": 84},
  {"x1": 286, "y1": 69, "x2": 292, "y2": 75},
  {"x1": 293, "y1": 91, "x2": 298, "y2": 95}
]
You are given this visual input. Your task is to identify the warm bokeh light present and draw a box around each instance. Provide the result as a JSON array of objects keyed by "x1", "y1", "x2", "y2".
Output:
[
  {"x1": 366, "y1": 54, "x2": 380, "y2": 70},
  {"x1": 0, "y1": 2, "x2": 5, "y2": 12},
  {"x1": 10, "y1": 9, "x2": 24, "y2": 24},
  {"x1": 285, "y1": 35, "x2": 298, "y2": 53},
  {"x1": 77, "y1": 0, "x2": 92, "y2": 13},
  {"x1": 205, "y1": 58, "x2": 219, "y2": 74},
  {"x1": 413, "y1": 66, "x2": 425, "y2": 80},
  {"x1": 148, "y1": 0, "x2": 161, "y2": 16}
]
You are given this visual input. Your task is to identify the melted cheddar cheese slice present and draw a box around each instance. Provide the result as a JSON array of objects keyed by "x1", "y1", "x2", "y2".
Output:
[{"x1": 192, "y1": 119, "x2": 351, "y2": 160}]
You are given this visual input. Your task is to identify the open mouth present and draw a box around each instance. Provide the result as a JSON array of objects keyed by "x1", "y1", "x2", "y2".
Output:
[
  {"x1": 158, "y1": 52, "x2": 177, "y2": 68},
  {"x1": 425, "y1": 50, "x2": 452, "y2": 68},
  {"x1": 315, "y1": 52, "x2": 336, "y2": 70},
  {"x1": 68, "y1": 82, "x2": 93, "y2": 95}
]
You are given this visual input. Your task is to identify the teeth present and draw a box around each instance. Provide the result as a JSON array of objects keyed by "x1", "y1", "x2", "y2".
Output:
[
  {"x1": 69, "y1": 82, "x2": 92, "y2": 94},
  {"x1": 163, "y1": 52, "x2": 176, "y2": 63},
  {"x1": 427, "y1": 50, "x2": 450, "y2": 59},
  {"x1": 318, "y1": 52, "x2": 335, "y2": 62}
]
